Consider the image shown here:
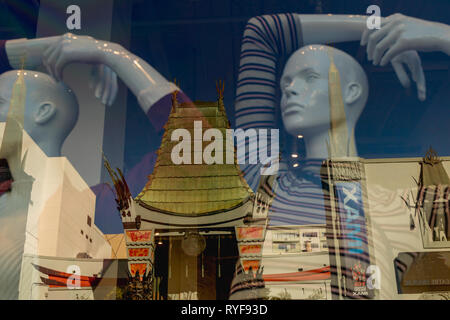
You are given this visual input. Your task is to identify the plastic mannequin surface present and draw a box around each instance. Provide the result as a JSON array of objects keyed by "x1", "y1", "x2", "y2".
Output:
[
  {"x1": 0, "y1": 70, "x2": 78, "y2": 157},
  {"x1": 361, "y1": 13, "x2": 450, "y2": 66},
  {"x1": 280, "y1": 45, "x2": 368, "y2": 159},
  {"x1": 5, "y1": 37, "x2": 118, "y2": 107}
]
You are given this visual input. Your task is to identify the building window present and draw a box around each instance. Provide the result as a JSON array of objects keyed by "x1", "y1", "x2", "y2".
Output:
[
  {"x1": 302, "y1": 232, "x2": 318, "y2": 238},
  {"x1": 273, "y1": 242, "x2": 299, "y2": 253},
  {"x1": 87, "y1": 216, "x2": 92, "y2": 227},
  {"x1": 86, "y1": 235, "x2": 88, "y2": 239},
  {"x1": 81, "y1": 230, "x2": 84, "y2": 235},
  {"x1": 89, "y1": 238, "x2": 92, "y2": 243}
]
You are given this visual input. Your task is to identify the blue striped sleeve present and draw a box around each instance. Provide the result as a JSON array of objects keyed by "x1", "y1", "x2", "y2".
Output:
[{"x1": 234, "y1": 13, "x2": 303, "y2": 187}]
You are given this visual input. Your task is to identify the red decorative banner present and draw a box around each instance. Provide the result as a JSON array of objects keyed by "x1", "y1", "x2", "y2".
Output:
[
  {"x1": 236, "y1": 226, "x2": 265, "y2": 241},
  {"x1": 128, "y1": 248, "x2": 150, "y2": 257},
  {"x1": 241, "y1": 259, "x2": 261, "y2": 273},
  {"x1": 126, "y1": 230, "x2": 152, "y2": 243},
  {"x1": 239, "y1": 244, "x2": 262, "y2": 256},
  {"x1": 130, "y1": 263, "x2": 147, "y2": 277}
]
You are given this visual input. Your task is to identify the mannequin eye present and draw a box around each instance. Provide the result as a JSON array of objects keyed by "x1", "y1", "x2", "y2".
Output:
[{"x1": 305, "y1": 73, "x2": 319, "y2": 83}]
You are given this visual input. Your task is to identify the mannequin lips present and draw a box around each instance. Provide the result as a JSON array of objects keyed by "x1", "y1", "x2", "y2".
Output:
[{"x1": 282, "y1": 103, "x2": 305, "y2": 117}]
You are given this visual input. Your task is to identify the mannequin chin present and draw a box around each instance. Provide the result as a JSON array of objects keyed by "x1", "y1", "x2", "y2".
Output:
[
  {"x1": 0, "y1": 70, "x2": 78, "y2": 158},
  {"x1": 280, "y1": 45, "x2": 368, "y2": 159}
]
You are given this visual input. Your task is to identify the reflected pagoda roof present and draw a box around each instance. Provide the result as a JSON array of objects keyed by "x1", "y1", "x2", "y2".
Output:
[{"x1": 135, "y1": 93, "x2": 254, "y2": 216}]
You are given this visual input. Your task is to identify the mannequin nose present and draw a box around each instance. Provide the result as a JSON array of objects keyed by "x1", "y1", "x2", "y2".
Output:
[{"x1": 285, "y1": 85, "x2": 299, "y2": 98}]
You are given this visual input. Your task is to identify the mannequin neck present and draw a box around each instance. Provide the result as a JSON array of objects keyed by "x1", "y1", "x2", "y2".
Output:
[
  {"x1": 34, "y1": 138, "x2": 63, "y2": 157},
  {"x1": 302, "y1": 123, "x2": 357, "y2": 159}
]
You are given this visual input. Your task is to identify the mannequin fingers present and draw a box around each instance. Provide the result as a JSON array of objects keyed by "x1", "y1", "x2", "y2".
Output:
[
  {"x1": 43, "y1": 42, "x2": 56, "y2": 62},
  {"x1": 43, "y1": 43, "x2": 62, "y2": 80},
  {"x1": 363, "y1": 18, "x2": 396, "y2": 50},
  {"x1": 366, "y1": 23, "x2": 395, "y2": 60},
  {"x1": 406, "y1": 53, "x2": 426, "y2": 101},
  {"x1": 89, "y1": 65, "x2": 99, "y2": 90},
  {"x1": 360, "y1": 27, "x2": 372, "y2": 46},
  {"x1": 392, "y1": 61, "x2": 411, "y2": 88},
  {"x1": 53, "y1": 50, "x2": 70, "y2": 82},
  {"x1": 95, "y1": 65, "x2": 105, "y2": 100},
  {"x1": 382, "y1": 14, "x2": 403, "y2": 29},
  {"x1": 380, "y1": 41, "x2": 407, "y2": 67},
  {"x1": 99, "y1": 65, "x2": 108, "y2": 102},
  {"x1": 91, "y1": 65, "x2": 104, "y2": 99},
  {"x1": 404, "y1": 53, "x2": 418, "y2": 83},
  {"x1": 366, "y1": 27, "x2": 388, "y2": 58},
  {"x1": 362, "y1": 17, "x2": 396, "y2": 45},
  {"x1": 416, "y1": 69, "x2": 426, "y2": 101},
  {"x1": 108, "y1": 70, "x2": 118, "y2": 106},
  {"x1": 366, "y1": 32, "x2": 377, "y2": 61},
  {"x1": 101, "y1": 66, "x2": 112, "y2": 105},
  {"x1": 372, "y1": 27, "x2": 401, "y2": 65}
]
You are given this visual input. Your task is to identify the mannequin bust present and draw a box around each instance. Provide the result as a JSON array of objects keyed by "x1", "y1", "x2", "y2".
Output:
[
  {"x1": 0, "y1": 70, "x2": 78, "y2": 158},
  {"x1": 280, "y1": 45, "x2": 368, "y2": 160},
  {"x1": 261, "y1": 45, "x2": 371, "y2": 228}
]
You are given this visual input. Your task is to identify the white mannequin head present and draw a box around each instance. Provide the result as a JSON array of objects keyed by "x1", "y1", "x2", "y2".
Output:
[
  {"x1": 280, "y1": 45, "x2": 369, "y2": 159},
  {"x1": 0, "y1": 70, "x2": 78, "y2": 157}
]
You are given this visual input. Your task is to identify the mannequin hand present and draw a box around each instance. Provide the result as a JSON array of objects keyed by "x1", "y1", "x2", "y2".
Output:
[
  {"x1": 89, "y1": 64, "x2": 118, "y2": 106},
  {"x1": 361, "y1": 13, "x2": 449, "y2": 66},
  {"x1": 42, "y1": 33, "x2": 108, "y2": 80},
  {"x1": 390, "y1": 50, "x2": 426, "y2": 101},
  {"x1": 42, "y1": 33, "x2": 118, "y2": 106}
]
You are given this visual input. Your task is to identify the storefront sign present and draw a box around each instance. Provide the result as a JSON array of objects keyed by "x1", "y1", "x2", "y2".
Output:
[
  {"x1": 235, "y1": 226, "x2": 265, "y2": 241},
  {"x1": 126, "y1": 230, "x2": 153, "y2": 243},
  {"x1": 335, "y1": 182, "x2": 373, "y2": 298}
]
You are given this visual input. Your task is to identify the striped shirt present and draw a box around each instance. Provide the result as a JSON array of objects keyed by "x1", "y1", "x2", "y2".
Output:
[
  {"x1": 264, "y1": 159, "x2": 328, "y2": 226},
  {"x1": 235, "y1": 13, "x2": 303, "y2": 130},
  {"x1": 234, "y1": 14, "x2": 304, "y2": 191}
]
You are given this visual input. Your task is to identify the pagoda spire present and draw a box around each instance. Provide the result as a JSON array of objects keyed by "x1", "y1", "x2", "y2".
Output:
[
  {"x1": 216, "y1": 80, "x2": 225, "y2": 114},
  {"x1": 171, "y1": 78, "x2": 180, "y2": 112},
  {"x1": 0, "y1": 67, "x2": 26, "y2": 162},
  {"x1": 327, "y1": 48, "x2": 353, "y2": 158}
]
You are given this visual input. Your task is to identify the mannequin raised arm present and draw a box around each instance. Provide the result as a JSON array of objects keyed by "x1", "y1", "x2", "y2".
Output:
[
  {"x1": 41, "y1": 33, "x2": 177, "y2": 114},
  {"x1": 299, "y1": 14, "x2": 374, "y2": 44},
  {"x1": 5, "y1": 36, "x2": 59, "y2": 69},
  {"x1": 3, "y1": 37, "x2": 118, "y2": 106}
]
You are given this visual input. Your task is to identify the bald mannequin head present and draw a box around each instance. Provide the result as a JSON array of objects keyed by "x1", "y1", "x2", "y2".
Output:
[
  {"x1": 280, "y1": 45, "x2": 369, "y2": 158},
  {"x1": 0, "y1": 70, "x2": 78, "y2": 157}
]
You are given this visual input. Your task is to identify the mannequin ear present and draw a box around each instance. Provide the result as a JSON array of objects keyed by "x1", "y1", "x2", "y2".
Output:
[
  {"x1": 344, "y1": 82, "x2": 362, "y2": 105},
  {"x1": 34, "y1": 102, "x2": 56, "y2": 125}
]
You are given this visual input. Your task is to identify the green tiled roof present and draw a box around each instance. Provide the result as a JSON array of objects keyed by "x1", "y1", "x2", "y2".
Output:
[{"x1": 136, "y1": 94, "x2": 254, "y2": 215}]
